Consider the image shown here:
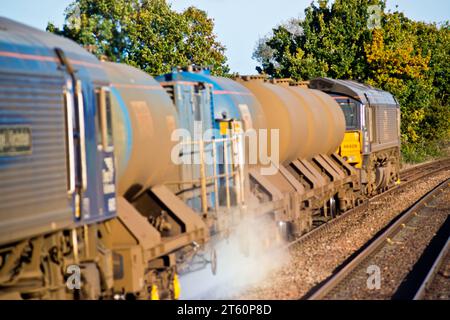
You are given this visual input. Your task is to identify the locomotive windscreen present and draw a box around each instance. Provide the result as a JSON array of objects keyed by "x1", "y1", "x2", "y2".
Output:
[{"x1": 335, "y1": 98, "x2": 359, "y2": 130}]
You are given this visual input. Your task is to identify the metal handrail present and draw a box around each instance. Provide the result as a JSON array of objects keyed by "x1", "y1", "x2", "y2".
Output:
[{"x1": 166, "y1": 133, "x2": 245, "y2": 213}]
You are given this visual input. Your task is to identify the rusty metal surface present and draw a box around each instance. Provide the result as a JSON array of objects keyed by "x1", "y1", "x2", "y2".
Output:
[
  {"x1": 213, "y1": 75, "x2": 267, "y2": 132},
  {"x1": 307, "y1": 89, "x2": 346, "y2": 154},
  {"x1": 236, "y1": 77, "x2": 345, "y2": 163},
  {"x1": 112, "y1": 196, "x2": 162, "y2": 251},
  {"x1": 150, "y1": 185, "x2": 208, "y2": 242},
  {"x1": 102, "y1": 62, "x2": 180, "y2": 196},
  {"x1": 236, "y1": 78, "x2": 308, "y2": 164}
]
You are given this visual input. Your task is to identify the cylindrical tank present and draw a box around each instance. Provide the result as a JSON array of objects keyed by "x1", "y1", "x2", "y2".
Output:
[
  {"x1": 288, "y1": 85, "x2": 346, "y2": 155},
  {"x1": 157, "y1": 70, "x2": 268, "y2": 168},
  {"x1": 156, "y1": 69, "x2": 267, "y2": 133},
  {"x1": 102, "y1": 62, "x2": 179, "y2": 197},
  {"x1": 235, "y1": 77, "x2": 345, "y2": 164}
]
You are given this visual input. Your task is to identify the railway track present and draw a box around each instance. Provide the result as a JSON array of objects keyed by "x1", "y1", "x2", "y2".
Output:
[
  {"x1": 287, "y1": 157, "x2": 450, "y2": 251},
  {"x1": 400, "y1": 158, "x2": 450, "y2": 182},
  {"x1": 189, "y1": 158, "x2": 450, "y2": 299},
  {"x1": 306, "y1": 178, "x2": 450, "y2": 300},
  {"x1": 414, "y1": 236, "x2": 450, "y2": 300}
]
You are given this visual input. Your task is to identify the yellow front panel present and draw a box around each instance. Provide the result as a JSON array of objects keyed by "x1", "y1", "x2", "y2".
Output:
[
  {"x1": 219, "y1": 121, "x2": 229, "y2": 135},
  {"x1": 339, "y1": 130, "x2": 362, "y2": 168}
]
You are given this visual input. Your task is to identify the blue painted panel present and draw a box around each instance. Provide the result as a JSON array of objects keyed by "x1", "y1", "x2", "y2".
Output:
[{"x1": 0, "y1": 17, "x2": 116, "y2": 244}]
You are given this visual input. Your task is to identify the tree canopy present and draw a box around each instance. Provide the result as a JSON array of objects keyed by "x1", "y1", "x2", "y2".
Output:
[
  {"x1": 47, "y1": 0, "x2": 229, "y2": 76},
  {"x1": 254, "y1": 0, "x2": 450, "y2": 162}
]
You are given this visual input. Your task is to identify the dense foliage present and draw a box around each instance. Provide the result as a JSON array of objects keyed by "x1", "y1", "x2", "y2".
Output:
[
  {"x1": 47, "y1": 0, "x2": 229, "y2": 75},
  {"x1": 254, "y1": 0, "x2": 450, "y2": 162}
]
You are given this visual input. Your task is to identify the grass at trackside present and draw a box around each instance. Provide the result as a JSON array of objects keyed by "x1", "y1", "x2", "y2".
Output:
[{"x1": 401, "y1": 140, "x2": 450, "y2": 165}]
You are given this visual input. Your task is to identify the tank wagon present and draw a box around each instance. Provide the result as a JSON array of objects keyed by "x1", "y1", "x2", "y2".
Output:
[
  {"x1": 309, "y1": 78, "x2": 401, "y2": 195},
  {"x1": 156, "y1": 70, "x2": 362, "y2": 239},
  {"x1": 102, "y1": 62, "x2": 209, "y2": 299},
  {"x1": 0, "y1": 18, "x2": 209, "y2": 301},
  {"x1": 156, "y1": 68, "x2": 266, "y2": 236},
  {"x1": 0, "y1": 18, "x2": 402, "y2": 300},
  {"x1": 233, "y1": 76, "x2": 361, "y2": 236}
]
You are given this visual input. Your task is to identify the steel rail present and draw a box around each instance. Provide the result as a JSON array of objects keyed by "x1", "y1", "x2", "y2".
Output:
[
  {"x1": 400, "y1": 157, "x2": 450, "y2": 181},
  {"x1": 307, "y1": 178, "x2": 450, "y2": 300},
  {"x1": 287, "y1": 158, "x2": 450, "y2": 250},
  {"x1": 413, "y1": 236, "x2": 450, "y2": 300}
]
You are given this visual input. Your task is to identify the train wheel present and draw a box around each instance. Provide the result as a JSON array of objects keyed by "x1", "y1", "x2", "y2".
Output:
[
  {"x1": 277, "y1": 221, "x2": 290, "y2": 242},
  {"x1": 328, "y1": 196, "x2": 337, "y2": 218}
]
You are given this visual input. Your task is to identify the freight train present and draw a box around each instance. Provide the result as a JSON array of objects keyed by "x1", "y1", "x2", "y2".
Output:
[{"x1": 0, "y1": 17, "x2": 401, "y2": 299}]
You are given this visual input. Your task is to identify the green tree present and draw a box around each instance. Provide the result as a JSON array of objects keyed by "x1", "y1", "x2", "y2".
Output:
[
  {"x1": 414, "y1": 22, "x2": 450, "y2": 143},
  {"x1": 364, "y1": 13, "x2": 432, "y2": 144},
  {"x1": 364, "y1": 12, "x2": 450, "y2": 149},
  {"x1": 253, "y1": 0, "x2": 450, "y2": 162},
  {"x1": 254, "y1": 0, "x2": 379, "y2": 80},
  {"x1": 47, "y1": 0, "x2": 229, "y2": 75}
]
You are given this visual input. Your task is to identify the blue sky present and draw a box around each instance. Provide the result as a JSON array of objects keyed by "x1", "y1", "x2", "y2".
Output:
[{"x1": 1, "y1": 0, "x2": 449, "y2": 74}]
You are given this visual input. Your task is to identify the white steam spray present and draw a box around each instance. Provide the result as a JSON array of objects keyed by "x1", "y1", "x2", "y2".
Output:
[{"x1": 179, "y1": 210, "x2": 289, "y2": 299}]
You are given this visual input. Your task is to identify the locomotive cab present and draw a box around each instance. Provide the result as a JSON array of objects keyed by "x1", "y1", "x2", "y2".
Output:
[
  {"x1": 310, "y1": 78, "x2": 401, "y2": 196},
  {"x1": 331, "y1": 95, "x2": 364, "y2": 168},
  {"x1": 0, "y1": 17, "x2": 117, "y2": 299}
]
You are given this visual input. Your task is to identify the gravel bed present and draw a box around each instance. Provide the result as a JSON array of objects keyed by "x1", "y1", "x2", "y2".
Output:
[
  {"x1": 236, "y1": 169, "x2": 450, "y2": 300},
  {"x1": 325, "y1": 184, "x2": 450, "y2": 299}
]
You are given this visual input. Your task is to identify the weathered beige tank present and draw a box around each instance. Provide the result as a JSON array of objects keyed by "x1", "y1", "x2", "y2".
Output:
[
  {"x1": 236, "y1": 77, "x2": 345, "y2": 164},
  {"x1": 102, "y1": 62, "x2": 179, "y2": 197},
  {"x1": 288, "y1": 85, "x2": 346, "y2": 155}
]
